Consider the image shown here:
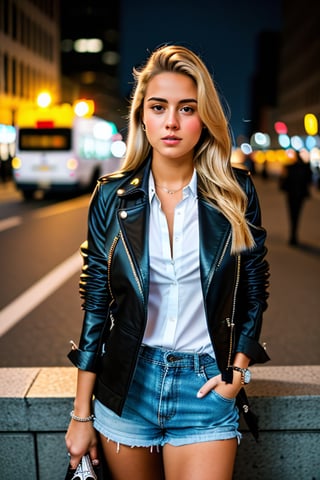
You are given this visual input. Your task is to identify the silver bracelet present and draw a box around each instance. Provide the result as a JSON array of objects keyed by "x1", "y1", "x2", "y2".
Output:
[{"x1": 70, "y1": 410, "x2": 95, "y2": 422}]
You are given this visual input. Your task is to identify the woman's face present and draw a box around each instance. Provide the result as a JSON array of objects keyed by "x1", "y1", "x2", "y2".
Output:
[{"x1": 142, "y1": 72, "x2": 203, "y2": 163}]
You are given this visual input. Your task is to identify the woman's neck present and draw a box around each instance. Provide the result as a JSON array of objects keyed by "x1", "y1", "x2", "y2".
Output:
[{"x1": 151, "y1": 158, "x2": 194, "y2": 187}]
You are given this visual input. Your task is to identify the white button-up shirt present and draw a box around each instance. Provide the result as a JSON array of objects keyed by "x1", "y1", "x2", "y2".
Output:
[{"x1": 142, "y1": 170, "x2": 215, "y2": 357}]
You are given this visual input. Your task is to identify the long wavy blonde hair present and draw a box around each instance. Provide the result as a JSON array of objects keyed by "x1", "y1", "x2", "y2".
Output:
[{"x1": 120, "y1": 44, "x2": 255, "y2": 253}]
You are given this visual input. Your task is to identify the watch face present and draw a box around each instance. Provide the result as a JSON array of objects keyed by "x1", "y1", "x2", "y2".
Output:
[{"x1": 244, "y1": 369, "x2": 251, "y2": 384}]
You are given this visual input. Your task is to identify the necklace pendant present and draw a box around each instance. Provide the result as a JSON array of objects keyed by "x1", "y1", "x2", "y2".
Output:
[{"x1": 155, "y1": 184, "x2": 185, "y2": 195}]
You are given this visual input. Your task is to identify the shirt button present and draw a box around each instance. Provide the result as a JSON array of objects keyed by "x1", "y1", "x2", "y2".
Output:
[{"x1": 120, "y1": 210, "x2": 127, "y2": 219}]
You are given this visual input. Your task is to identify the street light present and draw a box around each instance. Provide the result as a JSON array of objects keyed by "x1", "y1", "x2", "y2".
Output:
[
  {"x1": 73, "y1": 99, "x2": 95, "y2": 117},
  {"x1": 37, "y1": 92, "x2": 52, "y2": 108},
  {"x1": 304, "y1": 113, "x2": 318, "y2": 136},
  {"x1": 274, "y1": 121, "x2": 288, "y2": 135}
]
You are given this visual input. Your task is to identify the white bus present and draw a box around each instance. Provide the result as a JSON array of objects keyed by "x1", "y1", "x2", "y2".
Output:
[{"x1": 12, "y1": 103, "x2": 125, "y2": 199}]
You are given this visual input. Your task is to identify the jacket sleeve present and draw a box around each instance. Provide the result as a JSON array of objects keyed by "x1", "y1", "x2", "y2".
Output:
[
  {"x1": 235, "y1": 172, "x2": 270, "y2": 364},
  {"x1": 68, "y1": 181, "x2": 113, "y2": 372}
]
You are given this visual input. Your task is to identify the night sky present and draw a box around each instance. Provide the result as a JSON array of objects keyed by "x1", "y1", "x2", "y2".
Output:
[
  {"x1": 61, "y1": 0, "x2": 283, "y2": 140},
  {"x1": 119, "y1": 0, "x2": 282, "y2": 140}
]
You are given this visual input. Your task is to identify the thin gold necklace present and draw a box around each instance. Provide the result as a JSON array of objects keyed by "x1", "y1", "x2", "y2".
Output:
[{"x1": 155, "y1": 184, "x2": 186, "y2": 195}]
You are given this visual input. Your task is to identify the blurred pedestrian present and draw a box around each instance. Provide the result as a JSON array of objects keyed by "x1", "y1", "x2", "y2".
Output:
[
  {"x1": 243, "y1": 153, "x2": 256, "y2": 175},
  {"x1": 65, "y1": 44, "x2": 270, "y2": 480},
  {"x1": 279, "y1": 148, "x2": 313, "y2": 246}
]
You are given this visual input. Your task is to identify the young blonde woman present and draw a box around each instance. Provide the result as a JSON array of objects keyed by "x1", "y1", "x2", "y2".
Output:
[{"x1": 65, "y1": 44, "x2": 270, "y2": 480}]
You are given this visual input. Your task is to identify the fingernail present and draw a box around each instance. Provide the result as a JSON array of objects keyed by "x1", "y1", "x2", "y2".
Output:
[
  {"x1": 197, "y1": 390, "x2": 203, "y2": 398},
  {"x1": 92, "y1": 459, "x2": 99, "y2": 466}
]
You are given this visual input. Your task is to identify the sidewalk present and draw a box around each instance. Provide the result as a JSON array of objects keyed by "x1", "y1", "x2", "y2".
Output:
[
  {"x1": 0, "y1": 180, "x2": 21, "y2": 202},
  {"x1": 252, "y1": 174, "x2": 320, "y2": 366}
]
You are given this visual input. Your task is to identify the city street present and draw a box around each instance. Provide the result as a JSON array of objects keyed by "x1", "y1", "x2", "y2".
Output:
[
  {"x1": 251, "y1": 173, "x2": 320, "y2": 366},
  {"x1": 0, "y1": 172, "x2": 319, "y2": 367}
]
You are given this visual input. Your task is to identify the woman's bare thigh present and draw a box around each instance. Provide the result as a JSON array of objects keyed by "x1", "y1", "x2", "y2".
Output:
[
  {"x1": 163, "y1": 438, "x2": 238, "y2": 480},
  {"x1": 99, "y1": 434, "x2": 165, "y2": 480}
]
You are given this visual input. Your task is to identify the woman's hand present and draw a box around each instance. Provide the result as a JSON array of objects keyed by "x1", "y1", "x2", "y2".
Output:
[
  {"x1": 65, "y1": 420, "x2": 99, "y2": 470},
  {"x1": 65, "y1": 370, "x2": 99, "y2": 468},
  {"x1": 197, "y1": 372, "x2": 243, "y2": 400}
]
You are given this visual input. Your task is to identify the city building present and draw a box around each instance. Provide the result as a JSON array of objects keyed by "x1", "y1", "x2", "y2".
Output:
[
  {"x1": 273, "y1": 0, "x2": 320, "y2": 138},
  {"x1": 0, "y1": 0, "x2": 61, "y2": 121},
  {"x1": 0, "y1": 0, "x2": 61, "y2": 171},
  {"x1": 59, "y1": 0, "x2": 124, "y2": 127}
]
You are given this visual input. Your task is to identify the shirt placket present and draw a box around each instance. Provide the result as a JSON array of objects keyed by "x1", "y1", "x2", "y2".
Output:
[{"x1": 161, "y1": 202, "x2": 184, "y2": 347}]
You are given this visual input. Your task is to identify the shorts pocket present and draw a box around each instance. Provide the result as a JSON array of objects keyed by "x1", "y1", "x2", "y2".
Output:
[
  {"x1": 201, "y1": 362, "x2": 235, "y2": 403},
  {"x1": 201, "y1": 360, "x2": 220, "y2": 383},
  {"x1": 211, "y1": 389, "x2": 235, "y2": 403}
]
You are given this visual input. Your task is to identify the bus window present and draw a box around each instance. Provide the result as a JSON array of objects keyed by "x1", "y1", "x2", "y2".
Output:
[{"x1": 18, "y1": 128, "x2": 72, "y2": 151}]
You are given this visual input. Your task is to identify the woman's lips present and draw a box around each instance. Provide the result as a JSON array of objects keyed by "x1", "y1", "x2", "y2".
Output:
[{"x1": 161, "y1": 136, "x2": 182, "y2": 145}]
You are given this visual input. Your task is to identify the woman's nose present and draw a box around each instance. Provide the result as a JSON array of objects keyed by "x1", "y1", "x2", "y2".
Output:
[{"x1": 166, "y1": 112, "x2": 179, "y2": 130}]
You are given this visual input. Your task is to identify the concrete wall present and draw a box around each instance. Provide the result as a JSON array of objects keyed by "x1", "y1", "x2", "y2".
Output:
[{"x1": 0, "y1": 366, "x2": 319, "y2": 479}]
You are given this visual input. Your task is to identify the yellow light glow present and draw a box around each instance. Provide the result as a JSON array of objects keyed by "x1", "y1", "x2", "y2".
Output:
[
  {"x1": 74, "y1": 99, "x2": 95, "y2": 117},
  {"x1": 277, "y1": 149, "x2": 289, "y2": 164},
  {"x1": 67, "y1": 158, "x2": 78, "y2": 170},
  {"x1": 252, "y1": 151, "x2": 266, "y2": 164},
  {"x1": 265, "y1": 150, "x2": 277, "y2": 162},
  {"x1": 37, "y1": 92, "x2": 52, "y2": 108},
  {"x1": 304, "y1": 113, "x2": 318, "y2": 136},
  {"x1": 16, "y1": 103, "x2": 74, "y2": 128},
  {"x1": 12, "y1": 156, "x2": 22, "y2": 169}
]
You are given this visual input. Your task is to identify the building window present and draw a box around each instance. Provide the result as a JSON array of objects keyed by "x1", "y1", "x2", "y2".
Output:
[
  {"x1": 12, "y1": 2, "x2": 17, "y2": 40},
  {"x1": 4, "y1": 54, "x2": 9, "y2": 94},
  {"x1": 12, "y1": 58, "x2": 17, "y2": 96},
  {"x1": 3, "y1": 0, "x2": 9, "y2": 34}
]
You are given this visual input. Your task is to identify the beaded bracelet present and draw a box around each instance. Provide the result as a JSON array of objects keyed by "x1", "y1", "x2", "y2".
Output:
[{"x1": 70, "y1": 410, "x2": 95, "y2": 422}]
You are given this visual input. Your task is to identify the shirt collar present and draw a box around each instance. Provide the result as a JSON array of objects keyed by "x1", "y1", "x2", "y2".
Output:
[{"x1": 149, "y1": 169, "x2": 197, "y2": 203}]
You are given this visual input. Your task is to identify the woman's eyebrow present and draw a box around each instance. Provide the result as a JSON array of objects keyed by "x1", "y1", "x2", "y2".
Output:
[{"x1": 146, "y1": 96, "x2": 198, "y2": 104}]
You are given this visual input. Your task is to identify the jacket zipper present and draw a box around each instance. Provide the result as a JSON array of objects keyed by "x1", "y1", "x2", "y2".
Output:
[
  {"x1": 205, "y1": 231, "x2": 231, "y2": 293},
  {"x1": 107, "y1": 230, "x2": 144, "y2": 332},
  {"x1": 216, "y1": 232, "x2": 231, "y2": 269},
  {"x1": 226, "y1": 253, "x2": 241, "y2": 368},
  {"x1": 107, "y1": 234, "x2": 120, "y2": 331},
  {"x1": 120, "y1": 230, "x2": 144, "y2": 300},
  {"x1": 107, "y1": 234, "x2": 120, "y2": 304}
]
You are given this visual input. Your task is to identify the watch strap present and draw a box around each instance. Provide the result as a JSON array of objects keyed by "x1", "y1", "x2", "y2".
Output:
[{"x1": 232, "y1": 366, "x2": 250, "y2": 384}]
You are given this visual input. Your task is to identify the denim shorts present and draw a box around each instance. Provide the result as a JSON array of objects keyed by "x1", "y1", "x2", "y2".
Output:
[{"x1": 94, "y1": 345, "x2": 240, "y2": 448}]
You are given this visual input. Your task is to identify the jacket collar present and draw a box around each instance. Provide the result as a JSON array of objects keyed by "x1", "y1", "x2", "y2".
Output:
[
  {"x1": 116, "y1": 157, "x2": 231, "y2": 297},
  {"x1": 115, "y1": 158, "x2": 151, "y2": 200}
]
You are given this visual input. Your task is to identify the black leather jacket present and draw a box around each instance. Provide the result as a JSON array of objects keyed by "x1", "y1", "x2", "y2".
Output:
[{"x1": 69, "y1": 158, "x2": 269, "y2": 419}]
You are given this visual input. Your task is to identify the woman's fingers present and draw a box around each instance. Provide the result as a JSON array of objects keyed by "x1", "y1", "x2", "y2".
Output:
[
  {"x1": 197, "y1": 374, "x2": 221, "y2": 398},
  {"x1": 67, "y1": 453, "x2": 81, "y2": 470},
  {"x1": 89, "y1": 445, "x2": 100, "y2": 466}
]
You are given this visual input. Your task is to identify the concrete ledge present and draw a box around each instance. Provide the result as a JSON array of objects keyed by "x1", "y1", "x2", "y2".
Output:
[
  {"x1": 235, "y1": 366, "x2": 320, "y2": 479},
  {"x1": 0, "y1": 366, "x2": 319, "y2": 479},
  {"x1": 243, "y1": 365, "x2": 320, "y2": 430}
]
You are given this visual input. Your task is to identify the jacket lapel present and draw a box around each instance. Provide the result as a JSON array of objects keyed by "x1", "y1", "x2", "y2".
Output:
[
  {"x1": 116, "y1": 163, "x2": 150, "y2": 302},
  {"x1": 198, "y1": 196, "x2": 231, "y2": 297}
]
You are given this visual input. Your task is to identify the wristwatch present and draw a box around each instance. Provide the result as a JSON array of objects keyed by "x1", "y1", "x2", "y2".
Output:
[{"x1": 232, "y1": 366, "x2": 251, "y2": 384}]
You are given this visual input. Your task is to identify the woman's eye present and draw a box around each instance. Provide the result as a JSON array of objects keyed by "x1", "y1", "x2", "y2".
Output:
[
  {"x1": 151, "y1": 105, "x2": 164, "y2": 112},
  {"x1": 181, "y1": 106, "x2": 194, "y2": 114}
]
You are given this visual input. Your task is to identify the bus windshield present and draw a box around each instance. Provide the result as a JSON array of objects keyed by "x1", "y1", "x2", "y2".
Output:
[{"x1": 18, "y1": 128, "x2": 72, "y2": 151}]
